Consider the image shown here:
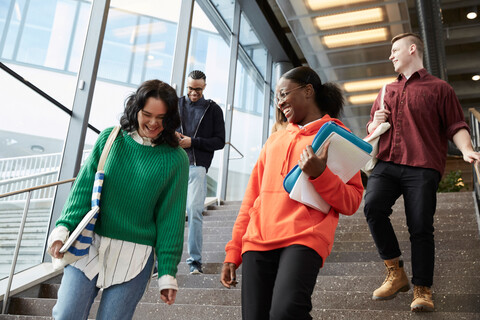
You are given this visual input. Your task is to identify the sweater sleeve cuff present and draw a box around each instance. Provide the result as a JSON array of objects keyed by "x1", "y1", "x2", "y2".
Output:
[
  {"x1": 157, "y1": 274, "x2": 178, "y2": 292},
  {"x1": 224, "y1": 249, "x2": 242, "y2": 267},
  {"x1": 308, "y1": 166, "x2": 338, "y2": 188},
  {"x1": 47, "y1": 226, "x2": 69, "y2": 251}
]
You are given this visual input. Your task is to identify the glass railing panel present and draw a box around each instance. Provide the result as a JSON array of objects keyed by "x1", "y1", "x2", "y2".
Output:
[{"x1": 0, "y1": 64, "x2": 71, "y2": 277}]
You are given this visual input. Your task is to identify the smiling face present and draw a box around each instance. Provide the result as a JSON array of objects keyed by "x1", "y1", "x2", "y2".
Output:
[
  {"x1": 186, "y1": 77, "x2": 206, "y2": 103},
  {"x1": 137, "y1": 97, "x2": 167, "y2": 139},
  {"x1": 276, "y1": 78, "x2": 313, "y2": 125},
  {"x1": 389, "y1": 36, "x2": 415, "y2": 75}
]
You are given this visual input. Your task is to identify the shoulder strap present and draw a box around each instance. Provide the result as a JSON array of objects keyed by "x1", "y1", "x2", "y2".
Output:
[
  {"x1": 379, "y1": 84, "x2": 387, "y2": 110},
  {"x1": 97, "y1": 126, "x2": 120, "y2": 171}
]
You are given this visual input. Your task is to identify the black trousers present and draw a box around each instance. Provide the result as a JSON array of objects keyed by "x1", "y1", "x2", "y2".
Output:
[
  {"x1": 241, "y1": 244, "x2": 322, "y2": 320},
  {"x1": 364, "y1": 161, "x2": 441, "y2": 287}
]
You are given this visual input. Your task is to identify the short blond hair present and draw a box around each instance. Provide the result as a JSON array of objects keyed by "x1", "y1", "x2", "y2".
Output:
[{"x1": 391, "y1": 33, "x2": 424, "y2": 59}]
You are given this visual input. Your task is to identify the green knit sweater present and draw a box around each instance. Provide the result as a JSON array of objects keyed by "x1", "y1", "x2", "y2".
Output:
[{"x1": 56, "y1": 127, "x2": 189, "y2": 278}]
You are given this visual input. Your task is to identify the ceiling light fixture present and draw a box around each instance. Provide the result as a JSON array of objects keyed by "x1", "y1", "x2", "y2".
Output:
[
  {"x1": 323, "y1": 27, "x2": 388, "y2": 48},
  {"x1": 314, "y1": 8, "x2": 384, "y2": 30},
  {"x1": 472, "y1": 74, "x2": 480, "y2": 81},
  {"x1": 467, "y1": 6, "x2": 478, "y2": 20},
  {"x1": 307, "y1": 0, "x2": 374, "y2": 11},
  {"x1": 343, "y1": 77, "x2": 396, "y2": 92},
  {"x1": 348, "y1": 92, "x2": 379, "y2": 105},
  {"x1": 30, "y1": 145, "x2": 45, "y2": 153}
]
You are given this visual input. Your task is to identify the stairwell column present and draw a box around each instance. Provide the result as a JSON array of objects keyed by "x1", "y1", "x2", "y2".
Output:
[
  {"x1": 218, "y1": 1, "x2": 241, "y2": 201},
  {"x1": 415, "y1": 0, "x2": 448, "y2": 81},
  {"x1": 44, "y1": 0, "x2": 111, "y2": 262}
]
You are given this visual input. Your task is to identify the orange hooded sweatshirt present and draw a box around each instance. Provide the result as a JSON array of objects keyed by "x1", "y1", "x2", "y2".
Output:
[{"x1": 224, "y1": 115, "x2": 364, "y2": 267}]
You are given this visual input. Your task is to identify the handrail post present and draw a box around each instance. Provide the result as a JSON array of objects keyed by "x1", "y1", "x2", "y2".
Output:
[{"x1": 2, "y1": 191, "x2": 32, "y2": 314}]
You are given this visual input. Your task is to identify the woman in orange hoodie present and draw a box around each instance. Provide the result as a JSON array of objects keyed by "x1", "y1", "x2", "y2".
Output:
[{"x1": 220, "y1": 66, "x2": 364, "y2": 320}]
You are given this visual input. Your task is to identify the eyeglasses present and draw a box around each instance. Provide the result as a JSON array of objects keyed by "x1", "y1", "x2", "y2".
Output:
[
  {"x1": 275, "y1": 85, "x2": 307, "y2": 106},
  {"x1": 187, "y1": 86, "x2": 204, "y2": 93}
]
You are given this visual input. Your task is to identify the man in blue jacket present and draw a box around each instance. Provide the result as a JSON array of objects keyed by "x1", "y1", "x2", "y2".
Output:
[{"x1": 176, "y1": 70, "x2": 225, "y2": 274}]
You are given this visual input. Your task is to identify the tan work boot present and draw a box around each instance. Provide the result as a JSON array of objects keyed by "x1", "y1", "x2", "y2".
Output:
[
  {"x1": 411, "y1": 285, "x2": 434, "y2": 312},
  {"x1": 372, "y1": 259, "x2": 410, "y2": 300}
]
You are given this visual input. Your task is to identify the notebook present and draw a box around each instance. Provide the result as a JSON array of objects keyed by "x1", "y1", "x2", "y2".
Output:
[
  {"x1": 59, "y1": 206, "x2": 99, "y2": 253},
  {"x1": 283, "y1": 121, "x2": 372, "y2": 212}
]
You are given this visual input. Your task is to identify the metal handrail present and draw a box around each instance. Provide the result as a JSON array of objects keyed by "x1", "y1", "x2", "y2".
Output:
[
  {"x1": 0, "y1": 178, "x2": 75, "y2": 199},
  {"x1": 0, "y1": 177, "x2": 75, "y2": 314},
  {"x1": 469, "y1": 108, "x2": 480, "y2": 123},
  {"x1": 0, "y1": 62, "x2": 100, "y2": 134},
  {"x1": 468, "y1": 108, "x2": 480, "y2": 223},
  {"x1": 226, "y1": 142, "x2": 244, "y2": 160}
]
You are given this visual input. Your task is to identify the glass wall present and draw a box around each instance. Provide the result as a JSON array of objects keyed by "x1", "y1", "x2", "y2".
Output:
[
  {"x1": 239, "y1": 13, "x2": 267, "y2": 79},
  {"x1": 226, "y1": 59, "x2": 265, "y2": 200},
  {"x1": 0, "y1": 0, "x2": 93, "y2": 278},
  {"x1": 209, "y1": 0, "x2": 235, "y2": 31},
  {"x1": 0, "y1": 0, "x2": 91, "y2": 108},
  {"x1": 185, "y1": 2, "x2": 230, "y2": 197},
  {"x1": 87, "y1": 0, "x2": 182, "y2": 147},
  {"x1": 0, "y1": 0, "x2": 277, "y2": 202},
  {"x1": 0, "y1": 0, "x2": 283, "y2": 275},
  {"x1": 0, "y1": 61, "x2": 72, "y2": 279},
  {"x1": 224, "y1": 12, "x2": 267, "y2": 200}
]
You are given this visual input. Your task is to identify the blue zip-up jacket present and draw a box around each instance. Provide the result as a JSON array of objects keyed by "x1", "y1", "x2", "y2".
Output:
[{"x1": 177, "y1": 96, "x2": 225, "y2": 171}]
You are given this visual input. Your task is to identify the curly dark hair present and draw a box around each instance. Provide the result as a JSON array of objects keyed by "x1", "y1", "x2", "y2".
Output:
[
  {"x1": 120, "y1": 79, "x2": 180, "y2": 147},
  {"x1": 281, "y1": 66, "x2": 344, "y2": 119}
]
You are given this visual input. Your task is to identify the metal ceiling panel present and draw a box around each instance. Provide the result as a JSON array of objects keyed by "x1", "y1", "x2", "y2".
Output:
[{"x1": 267, "y1": 0, "x2": 480, "y2": 138}]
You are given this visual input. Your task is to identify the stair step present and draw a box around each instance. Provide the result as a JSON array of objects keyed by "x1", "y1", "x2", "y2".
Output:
[
  {"x1": 2, "y1": 308, "x2": 480, "y2": 320},
  {"x1": 38, "y1": 274, "x2": 479, "y2": 298},
  {"x1": 2, "y1": 191, "x2": 479, "y2": 319},
  {"x1": 0, "y1": 316, "x2": 53, "y2": 320},
  {"x1": 331, "y1": 240, "x2": 480, "y2": 252},
  {"x1": 174, "y1": 260, "x2": 480, "y2": 277},
  {"x1": 334, "y1": 229, "x2": 479, "y2": 242},
  {"x1": 191, "y1": 220, "x2": 480, "y2": 236},
  {"x1": 8, "y1": 289, "x2": 480, "y2": 316}
]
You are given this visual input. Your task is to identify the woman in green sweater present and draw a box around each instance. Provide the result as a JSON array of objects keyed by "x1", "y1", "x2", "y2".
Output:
[{"x1": 48, "y1": 80, "x2": 189, "y2": 319}]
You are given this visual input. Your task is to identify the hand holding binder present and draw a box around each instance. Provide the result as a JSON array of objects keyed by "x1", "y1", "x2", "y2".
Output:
[{"x1": 283, "y1": 121, "x2": 372, "y2": 212}]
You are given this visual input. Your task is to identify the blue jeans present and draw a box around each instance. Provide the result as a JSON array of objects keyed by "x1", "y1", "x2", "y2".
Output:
[
  {"x1": 52, "y1": 251, "x2": 154, "y2": 319},
  {"x1": 186, "y1": 165, "x2": 207, "y2": 265}
]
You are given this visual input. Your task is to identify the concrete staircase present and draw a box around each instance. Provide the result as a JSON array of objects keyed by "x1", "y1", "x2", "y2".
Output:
[
  {"x1": 0, "y1": 208, "x2": 50, "y2": 278},
  {"x1": 1, "y1": 192, "x2": 480, "y2": 319}
]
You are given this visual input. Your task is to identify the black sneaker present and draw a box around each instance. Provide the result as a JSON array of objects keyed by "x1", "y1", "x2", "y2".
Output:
[{"x1": 189, "y1": 261, "x2": 203, "y2": 274}]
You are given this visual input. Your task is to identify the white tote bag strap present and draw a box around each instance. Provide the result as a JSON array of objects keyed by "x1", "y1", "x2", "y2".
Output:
[
  {"x1": 97, "y1": 126, "x2": 120, "y2": 171},
  {"x1": 379, "y1": 84, "x2": 387, "y2": 110}
]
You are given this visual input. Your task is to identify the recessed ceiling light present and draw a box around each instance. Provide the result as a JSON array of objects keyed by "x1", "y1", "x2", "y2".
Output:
[
  {"x1": 307, "y1": 0, "x2": 374, "y2": 11},
  {"x1": 467, "y1": 12, "x2": 477, "y2": 19},
  {"x1": 323, "y1": 28, "x2": 388, "y2": 48},
  {"x1": 472, "y1": 75, "x2": 480, "y2": 81},
  {"x1": 467, "y1": 7, "x2": 478, "y2": 20},
  {"x1": 31, "y1": 145, "x2": 45, "y2": 153},
  {"x1": 348, "y1": 92, "x2": 379, "y2": 104},
  {"x1": 343, "y1": 77, "x2": 396, "y2": 92},
  {"x1": 314, "y1": 8, "x2": 384, "y2": 30}
]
